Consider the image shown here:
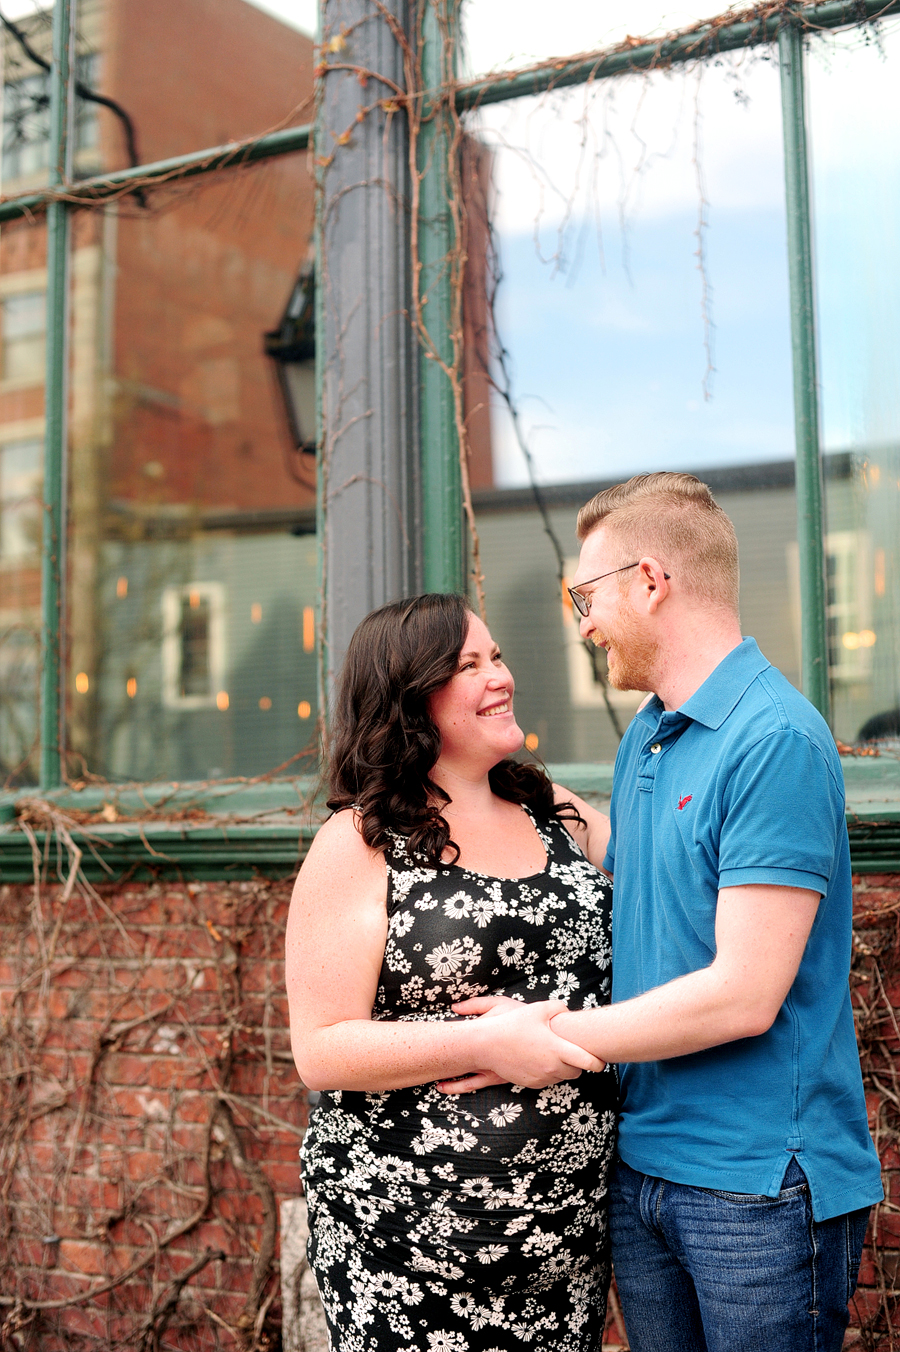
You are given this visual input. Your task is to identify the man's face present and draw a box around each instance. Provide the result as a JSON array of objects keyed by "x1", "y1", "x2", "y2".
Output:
[{"x1": 571, "y1": 527, "x2": 660, "y2": 693}]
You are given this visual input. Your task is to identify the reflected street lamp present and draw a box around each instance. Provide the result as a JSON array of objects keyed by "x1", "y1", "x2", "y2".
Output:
[{"x1": 265, "y1": 267, "x2": 316, "y2": 457}]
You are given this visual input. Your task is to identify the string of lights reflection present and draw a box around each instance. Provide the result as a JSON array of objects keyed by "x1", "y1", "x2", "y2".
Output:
[{"x1": 72, "y1": 581, "x2": 318, "y2": 720}]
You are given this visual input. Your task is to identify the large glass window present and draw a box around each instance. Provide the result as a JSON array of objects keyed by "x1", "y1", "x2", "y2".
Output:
[
  {"x1": 807, "y1": 22, "x2": 900, "y2": 744},
  {"x1": 3, "y1": 1, "x2": 896, "y2": 784},
  {"x1": 0, "y1": 0, "x2": 317, "y2": 787}
]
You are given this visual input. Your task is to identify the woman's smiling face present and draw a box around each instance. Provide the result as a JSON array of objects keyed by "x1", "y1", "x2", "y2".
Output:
[{"x1": 428, "y1": 614, "x2": 524, "y2": 772}]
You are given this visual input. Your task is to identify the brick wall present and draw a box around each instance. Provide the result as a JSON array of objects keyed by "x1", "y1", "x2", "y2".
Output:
[
  {"x1": 1, "y1": 872, "x2": 898, "y2": 1349},
  {"x1": 0, "y1": 876, "x2": 305, "y2": 1349},
  {"x1": 846, "y1": 874, "x2": 900, "y2": 1351}
]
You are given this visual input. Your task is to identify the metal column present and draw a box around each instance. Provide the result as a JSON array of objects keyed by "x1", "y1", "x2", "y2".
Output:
[
  {"x1": 418, "y1": 0, "x2": 464, "y2": 594},
  {"x1": 318, "y1": 0, "x2": 422, "y2": 696},
  {"x1": 779, "y1": 18, "x2": 831, "y2": 722},
  {"x1": 40, "y1": 0, "x2": 74, "y2": 787}
]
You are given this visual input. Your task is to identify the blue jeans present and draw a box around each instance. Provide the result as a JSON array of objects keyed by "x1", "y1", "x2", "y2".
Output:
[{"x1": 609, "y1": 1157, "x2": 870, "y2": 1352}]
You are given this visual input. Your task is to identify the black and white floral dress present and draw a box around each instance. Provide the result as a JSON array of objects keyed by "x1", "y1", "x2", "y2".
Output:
[{"x1": 301, "y1": 807, "x2": 617, "y2": 1352}]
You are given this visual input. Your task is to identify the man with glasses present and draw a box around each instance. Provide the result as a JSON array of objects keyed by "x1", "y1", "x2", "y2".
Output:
[{"x1": 452, "y1": 471, "x2": 881, "y2": 1352}]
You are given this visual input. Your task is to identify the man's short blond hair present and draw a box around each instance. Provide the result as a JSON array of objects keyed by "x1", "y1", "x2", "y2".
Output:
[{"x1": 576, "y1": 472, "x2": 740, "y2": 615}]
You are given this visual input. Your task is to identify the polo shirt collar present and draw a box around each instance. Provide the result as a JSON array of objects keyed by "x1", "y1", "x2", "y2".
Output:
[{"x1": 635, "y1": 637, "x2": 771, "y2": 733}]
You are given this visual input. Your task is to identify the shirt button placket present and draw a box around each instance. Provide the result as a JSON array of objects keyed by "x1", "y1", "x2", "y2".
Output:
[{"x1": 638, "y1": 736, "x2": 665, "y2": 792}]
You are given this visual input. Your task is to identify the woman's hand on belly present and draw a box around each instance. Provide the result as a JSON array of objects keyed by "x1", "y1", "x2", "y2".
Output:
[{"x1": 436, "y1": 996, "x2": 607, "y2": 1094}]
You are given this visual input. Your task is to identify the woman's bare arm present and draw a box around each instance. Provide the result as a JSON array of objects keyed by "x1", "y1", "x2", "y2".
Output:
[{"x1": 552, "y1": 783, "x2": 611, "y2": 872}]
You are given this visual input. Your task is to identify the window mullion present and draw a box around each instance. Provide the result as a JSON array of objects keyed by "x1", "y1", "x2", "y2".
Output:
[
  {"x1": 39, "y1": 0, "x2": 74, "y2": 788},
  {"x1": 779, "y1": 15, "x2": 830, "y2": 723}
]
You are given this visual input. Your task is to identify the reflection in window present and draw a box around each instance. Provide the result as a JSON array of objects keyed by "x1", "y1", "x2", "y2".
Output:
[
  {"x1": 1, "y1": 54, "x2": 98, "y2": 182},
  {"x1": 0, "y1": 2, "x2": 319, "y2": 784},
  {"x1": 808, "y1": 28, "x2": 900, "y2": 742},
  {"x1": 788, "y1": 524, "x2": 876, "y2": 700},
  {"x1": 464, "y1": 52, "x2": 792, "y2": 487},
  {"x1": 162, "y1": 583, "x2": 224, "y2": 709},
  {"x1": 824, "y1": 533, "x2": 873, "y2": 684},
  {"x1": 1, "y1": 294, "x2": 46, "y2": 384},
  {"x1": 180, "y1": 593, "x2": 212, "y2": 697},
  {"x1": 0, "y1": 439, "x2": 41, "y2": 561},
  {"x1": 0, "y1": 437, "x2": 41, "y2": 783},
  {"x1": 0, "y1": 626, "x2": 39, "y2": 783}
]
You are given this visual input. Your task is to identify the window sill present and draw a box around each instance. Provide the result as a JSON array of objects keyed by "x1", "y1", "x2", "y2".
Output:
[{"x1": 0, "y1": 758, "x2": 897, "y2": 882}]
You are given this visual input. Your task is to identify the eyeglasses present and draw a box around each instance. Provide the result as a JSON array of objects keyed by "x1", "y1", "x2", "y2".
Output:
[{"x1": 567, "y1": 563, "x2": 670, "y2": 618}]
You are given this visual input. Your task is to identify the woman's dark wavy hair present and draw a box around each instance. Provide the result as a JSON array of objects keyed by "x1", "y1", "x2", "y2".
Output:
[{"x1": 327, "y1": 593, "x2": 584, "y2": 867}]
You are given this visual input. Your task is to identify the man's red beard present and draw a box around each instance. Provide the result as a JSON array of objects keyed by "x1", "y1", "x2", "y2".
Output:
[{"x1": 590, "y1": 601, "x2": 659, "y2": 693}]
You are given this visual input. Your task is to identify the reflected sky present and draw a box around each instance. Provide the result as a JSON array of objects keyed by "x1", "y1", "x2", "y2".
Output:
[
  {"x1": 471, "y1": 48, "x2": 793, "y2": 485},
  {"x1": 808, "y1": 26, "x2": 900, "y2": 452},
  {"x1": 460, "y1": 0, "x2": 743, "y2": 78},
  {"x1": 464, "y1": 17, "x2": 900, "y2": 487},
  {"x1": 490, "y1": 207, "x2": 793, "y2": 484}
]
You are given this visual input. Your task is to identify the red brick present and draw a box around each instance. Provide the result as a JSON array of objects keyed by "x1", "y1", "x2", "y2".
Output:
[
  {"x1": 100, "y1": 1052, "x2": 161, "y2": 1085},
  {"x1": 117, "y1": 963, "x2": 173, "y2": 990},
  {"x1": 177, "y1": 1092, "x2": 216, "y2": 1124},
  {"x1": 228, "y1": 1061, "x2": 292, "y2": 1097},
  {"x1": 42, "y1": 1019, "x2": 99, "y2": 1051},
  {"x1": 58, "y1": 1238, "x2": 111, "y2": 1277},
  {"x1": 24, "y1": 1111, "x2": 65, "y2": 1144},
  {"x1": 188, "y1": 1219, "x2": 243, "y2": 1257},
  {"x1": 121, "y1": 1148, "x2": 165, "y2": 1182},
  {"x1": 11, "y1": 1238, "x2": 50, "y2": 1267},
  {"x1": 146, "y1": 1057, "x2": 210, "y2": 1091},
  {"x1": 218, "y1": 1190, "x2": 263, "y2": 1225},
  {"x1": 107, "y1": 1218, "x2": 155, "y2": 1248},
  {"x1": 262, "y1": 1160, "x2": 303, "y2": 1194},
  {"x1": 207, "y1": 1277, "x2": 255, "y2": 1308},
  {"x1": 105, "y1": 1085, "x2": 171, "y2": 1120},
  {"x1": 266, "y1": 1137, "x2": 305, "y2": 1166}
]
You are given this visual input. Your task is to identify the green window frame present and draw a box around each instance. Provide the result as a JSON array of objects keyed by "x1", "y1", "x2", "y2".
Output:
[{"x1": 0, "y1": 0, "x2": 897, "y2": 878}]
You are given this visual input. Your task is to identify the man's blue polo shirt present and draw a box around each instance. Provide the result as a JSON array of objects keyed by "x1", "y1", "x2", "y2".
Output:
[{"x1": 603, "y1": 637, "x2": 882, "y2": 1221}]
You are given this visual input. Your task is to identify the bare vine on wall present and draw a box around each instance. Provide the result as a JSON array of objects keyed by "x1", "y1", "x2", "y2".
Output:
[
  {"x1": 850, "y1": 880, "x2": 900, "y2": 1352},
  {"x1": 0, "y1": 802, "x2": 304, "y2": 1351}
]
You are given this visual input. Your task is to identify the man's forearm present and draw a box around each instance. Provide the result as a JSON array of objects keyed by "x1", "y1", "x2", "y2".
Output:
[
  {"x1": 550, "y1": 965, "x2": 777, "y2": 1064},
  {"x1": 549, "y1": 882, "x2": 820, "y2": 1063}
]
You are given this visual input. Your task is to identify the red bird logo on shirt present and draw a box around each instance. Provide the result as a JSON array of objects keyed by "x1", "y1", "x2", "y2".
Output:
[{"x1": 677, "y1": 794, "x2": 693, "y2": 811}]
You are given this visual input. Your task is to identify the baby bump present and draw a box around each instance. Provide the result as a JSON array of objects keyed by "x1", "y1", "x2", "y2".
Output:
[{"x1": 302, "y1": 1071, "x2": 617, "y2": 1292}]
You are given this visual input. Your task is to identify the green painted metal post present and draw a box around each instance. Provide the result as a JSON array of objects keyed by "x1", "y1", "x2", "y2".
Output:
[
  {"x1": 40, "y1": 0, "x2": 74, "y2": 787},
  {"x1": 418, "y1": 0, "x2": 465, "y2": 594},
  {"x1": 778, "y1": 17, "x2": 831, "y2": 722}
]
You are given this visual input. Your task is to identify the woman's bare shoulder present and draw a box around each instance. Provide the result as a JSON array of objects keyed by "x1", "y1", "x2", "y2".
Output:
[{"x1": 304, "y1": 807, "x2": 384, "y2": 869}]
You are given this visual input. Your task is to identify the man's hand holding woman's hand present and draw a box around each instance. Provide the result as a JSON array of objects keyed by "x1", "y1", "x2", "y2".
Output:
[{"x1": 434, "y1": 995, "x2": 606, "y2": 1094}]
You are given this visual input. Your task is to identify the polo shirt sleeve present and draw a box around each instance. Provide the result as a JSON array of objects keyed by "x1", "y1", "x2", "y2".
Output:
[
  {"x1": 717, "y1": 729, "x2": 844, "y2": 894},
  {"x1": 603, "y1": 792, "x2": 616, "y2": 874}
]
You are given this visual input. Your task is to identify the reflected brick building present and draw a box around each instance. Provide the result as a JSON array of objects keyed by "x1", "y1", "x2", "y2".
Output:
[{"x1": 0, "y1": 0, "x2": 495, "y2": 783}]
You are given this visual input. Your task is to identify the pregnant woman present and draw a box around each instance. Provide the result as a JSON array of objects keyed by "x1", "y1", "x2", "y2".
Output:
[{"x1": 286, "y1": 593, "x2": 616, "y2": 1351}]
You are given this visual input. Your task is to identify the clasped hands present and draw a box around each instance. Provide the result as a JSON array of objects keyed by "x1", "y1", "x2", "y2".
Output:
[{"x1": 435, "y1": 994, "x2": 605, "y2": 1095}]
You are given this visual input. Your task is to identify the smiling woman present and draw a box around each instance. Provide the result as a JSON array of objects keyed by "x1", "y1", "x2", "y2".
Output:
[
  {"x1": 426, "y1": 612, "x2": 523, "y2": 777},
  {"x1": 285, "y1": 592, "x2": 617, "y2": 1351}
]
